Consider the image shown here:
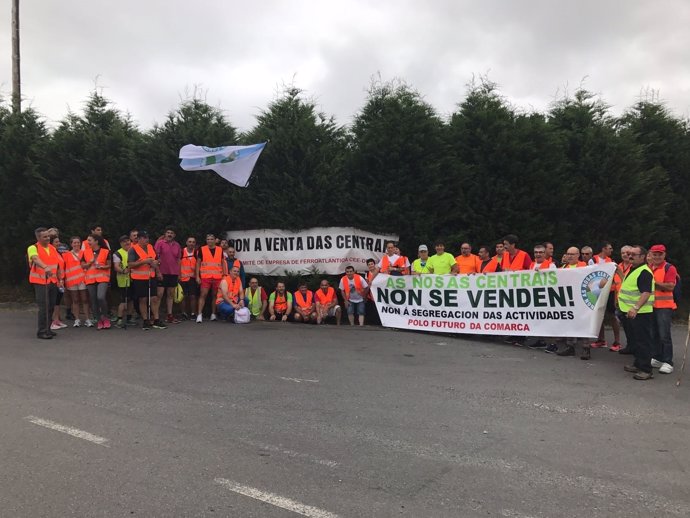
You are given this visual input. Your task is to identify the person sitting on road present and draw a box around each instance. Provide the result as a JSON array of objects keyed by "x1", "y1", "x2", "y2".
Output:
[
  {"x1": 293, "y1": 282, "x2": 317, "y2": 324},
  {"x1": 315, "y1": 279, "x2": 341, "y2": 325},
  {"x1": 269, "y1": 281, "x2": 293, "y2": 322},
  {"x1": 215, "y1": 266, "x2": 247, "y2": 321}
]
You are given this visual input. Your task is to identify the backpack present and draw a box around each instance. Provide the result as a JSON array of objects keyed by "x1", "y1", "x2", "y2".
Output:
[
  {"x1": 664, "y1": 262, "x2": 682, "y2": 304},
  {"x1": 234, "y1": 306, "x2": 251, "y2": 324}
]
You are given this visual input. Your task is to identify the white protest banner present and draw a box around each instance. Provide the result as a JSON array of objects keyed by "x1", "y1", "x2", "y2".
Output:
[
  {"x1": 372, "y1": 263, "x2": 617, "y2": 338},
  {"x1": 226, "y1": 227, "x2": 399, "y2": 276}
]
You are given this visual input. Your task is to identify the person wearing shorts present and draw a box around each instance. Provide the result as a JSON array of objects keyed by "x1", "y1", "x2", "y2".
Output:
[
  {"x1": 339, "y1": 265, "x2": 368, "y2": 326},
  {"x1": 155, "y1": 227, "x2": 182, "y2": 324},
  {"x1": 195, "y1": 234, "x2": 225, "y2": 323},
  {"x1": 315, "y1": 279, "x2": 342, "y2": 325},
  {"x1": 128, "y1": 231, "x2": 166, "y2": 330}
]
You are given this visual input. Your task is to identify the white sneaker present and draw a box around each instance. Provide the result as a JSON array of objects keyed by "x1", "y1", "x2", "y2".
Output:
[
  {"x1": 659, "y1": 363, "x2": 674, "y2": 374},
  {"x1": 56, "y1": 320, "x2": 68, "y2": 329},
  {"x1": 210, "y1": 313, "x2": 217, "y2": 321},
  {"x1": 195, "y1": 314, "x2": 203, "y2": 323},
  {"x1": 651, "y1": 359, "x2": 663, "y2": 369},
  {"x1": 50, "y1": 321, "x2": 61, "y2": 331},
  {"x1": 85, "y1": 319, "x2": 95, "y2": 328},
  {"x1": 73, "y1": 319, "x2": 82, "y2": 328}
]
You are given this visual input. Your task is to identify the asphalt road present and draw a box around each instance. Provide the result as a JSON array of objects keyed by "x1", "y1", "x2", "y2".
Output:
[{"x1": 1, "y1": 309, "x2": 689, "y2": 518}]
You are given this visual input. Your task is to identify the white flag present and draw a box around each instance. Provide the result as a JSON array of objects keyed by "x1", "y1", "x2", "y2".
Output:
[{"x1": 179, "y1": 143, "x2": 266, "y2": 187}]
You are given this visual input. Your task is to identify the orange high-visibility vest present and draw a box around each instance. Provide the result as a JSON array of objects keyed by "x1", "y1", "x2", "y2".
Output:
[
  {"x1": 294, "y1": 290, "x2": 314, "y2": 311},
  {"x1": 316, "y1": 287, "x2": 337, "y2": 305},
  {"x1": 532, "y1": 258, "x2": 554, "y2": 270},
  {"x1": 612, "y1": 262, "x2": 631, "y2": 294},
  {"x1": 273, "y1": 292, "x2": 288, "y2": 312},
  {"x1": 480, "y1": 257, "x2": 499, "y2": 273},
  {"x1": 130, "y1": 244, "x2": 156, "y2": 280},
  {"x1": 29, "y1": 243, "x2": 59, "y2": 285},
  {"x1": 180, "y1": 248, "x2": 197, "y2": 282},
  {"x1": 592, "y1": 255, "x2": 613, "y2": 264},
  {"x1": 199, "y1": 246, "x2": 223, "y2": 279},
  {"x1": 380, "y1": 255, "x2": 409, "y2": 275},
  {"x1": 216, "y1": 275, "x2": 242, "y2": 305},
  {"x1": 502, "y1": 250, "x2": 531, "y2": 271},
  {"x1": 83, "y1": 247, "x2": 110, "y2": 284},
  {"x1": 62, "y1": 250, "x2": 85, "y2": 288},
  {"x1": 652, "y1": 262, "x2": 677, "y2": 310},
  {"x1": 341, "y1": 274, "x2": 364, "y2": 299},
  {"x1": 227, "y1": 258, "x2": 241, "y2": 270}
]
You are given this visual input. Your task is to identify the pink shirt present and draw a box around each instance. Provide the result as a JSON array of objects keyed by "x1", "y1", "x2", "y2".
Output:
[{"x1": 154, "y1": 239, "x2": 182, "y2": 275}]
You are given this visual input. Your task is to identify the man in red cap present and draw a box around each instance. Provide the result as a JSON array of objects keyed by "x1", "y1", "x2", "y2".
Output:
[{"x1": 648, "y1": 244, "x2": 678, "y2": 374}]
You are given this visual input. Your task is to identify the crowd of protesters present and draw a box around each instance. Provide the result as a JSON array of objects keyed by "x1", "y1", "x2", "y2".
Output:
[{"x1": 27, "y1": 226, "x2": 680, "y2": 380}]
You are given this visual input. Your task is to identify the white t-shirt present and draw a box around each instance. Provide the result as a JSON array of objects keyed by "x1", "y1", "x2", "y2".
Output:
[{"x1": 339, "y1": 275, "x2": 369, "y2": 303}]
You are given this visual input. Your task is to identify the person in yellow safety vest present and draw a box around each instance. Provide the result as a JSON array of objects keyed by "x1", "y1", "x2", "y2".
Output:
[
  {"x1": 293, "y1": 282, "x2": 317, "y2": 324},
  {"x1": 619, "y1": 245, "x2": 655, "y2": 380},
  {"x1": 648, "y1": 244, "x2": 678, "y2": 375},
  {"x1": 412, "y1": 245, "x2": 432, "y2": 275},
  {"x1": 113, "y1": 234, "x2": 135, "y2": 328},
  {"x1": 245, "y1": 277, "x2": 268, "y2": 320},
  {"x1": 339, "y1": 265, "x2": 369, "y2": 326},
  {"x1": 195, "y1": 233, "x2": 226, "y2": 323},
  {"x1": 179, "y1": 236, "x2": 199, "y2": 320},
  {"x1": 28, "y1": 227, "x2": 64, "y2": 339}
]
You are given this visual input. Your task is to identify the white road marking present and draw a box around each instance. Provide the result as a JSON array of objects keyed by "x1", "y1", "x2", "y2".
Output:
[
  {"x1": 214, "y1": 478, "x2": 339, "y2": 518},
  {"x1": 279, "y1": 377, "x2": 319, "y2": 383},
  {"x1": 25, "y1": 416, "x2": 110, "y2": 447},
  {"x1": 239, "y1": 437, "x2": 338, "y2": 468}
]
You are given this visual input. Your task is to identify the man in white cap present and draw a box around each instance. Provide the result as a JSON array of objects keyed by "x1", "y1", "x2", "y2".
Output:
[{"x1": 412, "y1": 245, "x2": 432, "y2": 275}]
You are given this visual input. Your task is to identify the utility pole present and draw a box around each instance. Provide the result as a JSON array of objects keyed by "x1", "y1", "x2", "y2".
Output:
[{"x1": 12, "y1": 0, "x2": 21, "y2": 114}]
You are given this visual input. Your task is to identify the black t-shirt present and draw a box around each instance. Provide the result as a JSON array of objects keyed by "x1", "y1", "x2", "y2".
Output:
[
  {"x1": 628, "y1": 264, "x2": 653, "y2": 293},
  {"x1": 128, "y1": 246, "x2": 157, "y2": 267}
]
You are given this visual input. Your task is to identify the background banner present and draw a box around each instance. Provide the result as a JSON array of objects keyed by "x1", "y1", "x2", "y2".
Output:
[
  {"x1": 226, "y1": 227, "x2": 398, "y2": 276},
  {"x1": 372, "y1": 263, "x2": 617, "y2": 338}
]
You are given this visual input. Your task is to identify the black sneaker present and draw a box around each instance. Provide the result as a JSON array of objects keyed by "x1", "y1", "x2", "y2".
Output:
[
  {"x1": 152, "y1": 320, "x2": 167, "y2": 329},
  {"x1": 527, "y1": 340, "x2": 547, "y2": 349},
  {"x1": 66, "y1": 310, "x2": 76, "y2": 321},
  {"x1": 544, "y1": 343, "x2": 559, "y2": 354},
  {"x1": 37, "y1": 332, "x2": 53, "y2": 340},
  {"x1": 556, "y1": 345, "x2": 575, "y2": 357},
  {"x1": 142, "y1": 320, "x2": 151, "y2": 331},
  {"x1": 618, "y1": 347, "x2": 634, "y2": 355}
]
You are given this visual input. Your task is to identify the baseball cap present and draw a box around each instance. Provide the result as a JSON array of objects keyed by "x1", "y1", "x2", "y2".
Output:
[
  {"x1": 418, "y1": 244, "x2": 428, "y2": 252},
  {"x1": 649, "y1": 244, "x2": 666, "y2": 253},
  {"x1": 138, "y1": 230, "x2": 149, "y2": 239}
]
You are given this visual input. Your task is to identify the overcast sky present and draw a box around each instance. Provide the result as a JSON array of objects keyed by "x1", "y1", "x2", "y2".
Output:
[{"x1": 1, "y1": 0, "x2": 688, "y2": 132}]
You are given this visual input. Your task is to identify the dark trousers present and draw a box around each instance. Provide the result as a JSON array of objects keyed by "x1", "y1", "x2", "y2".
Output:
[
  {"x1": 618, "y1": 309, "x2": 633, "y2": 352},
  {"x1": 652, "y1": 308, "x2": 674, "y2": 365},
  {"x1": 626, "y1": 312, "x2": 654, "y2": 373},
  {"x1": 34, "y1": 283, "x2": 57, "y2": 335}
]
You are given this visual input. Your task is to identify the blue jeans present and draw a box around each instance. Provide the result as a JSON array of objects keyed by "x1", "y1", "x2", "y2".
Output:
[
  {"x1": 217, "y1": 298, "x2": 249, "y2": 320},
  {"x1": 651, "y1": 308, "x2": 674, "y2": 365}
]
